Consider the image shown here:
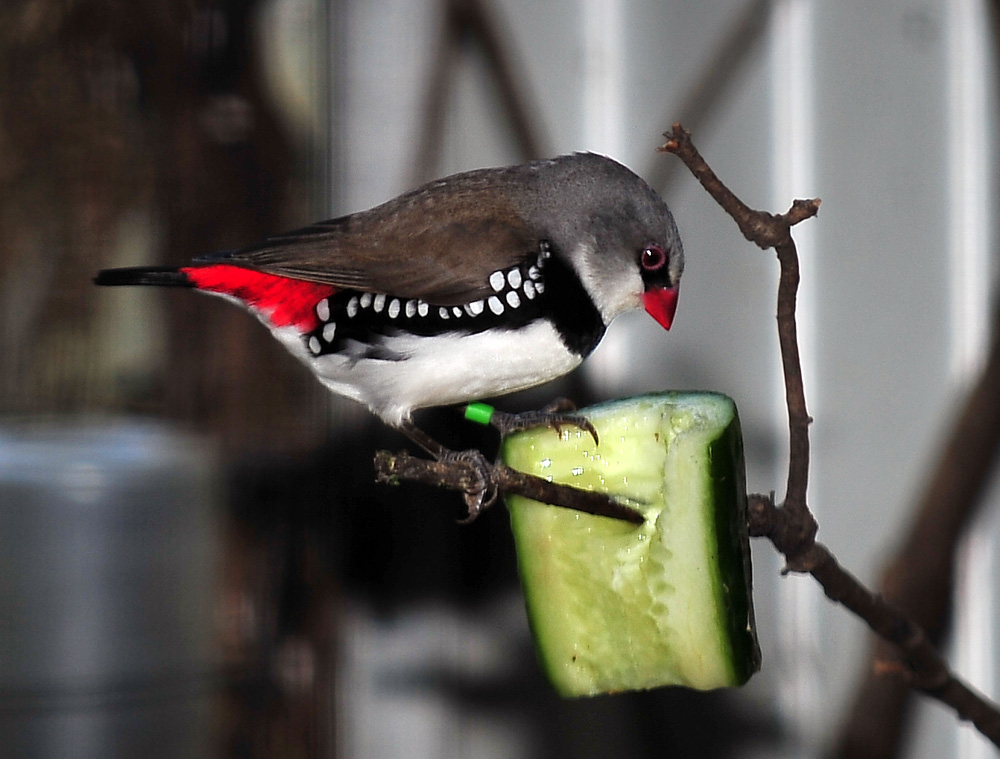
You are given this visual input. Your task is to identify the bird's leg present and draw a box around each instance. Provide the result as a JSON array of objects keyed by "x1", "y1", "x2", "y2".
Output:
[
  {"x1": 470, "y1": 397, "x2": 600, "y2": 446},
  {"x1": 394, "y1": 420, "x2": 446, "y2": 458},
  {"x1": 395, "y1": 420, "x2": 499, "y2": 523}
]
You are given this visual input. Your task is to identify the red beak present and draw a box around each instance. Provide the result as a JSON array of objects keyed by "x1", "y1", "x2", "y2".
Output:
[{"x1": 642, "y1": 286, "x2": 679, "y2": 330}]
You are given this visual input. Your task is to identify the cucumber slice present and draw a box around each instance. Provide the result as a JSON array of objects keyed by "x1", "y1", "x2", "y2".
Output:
[{"x1": 502, "y1": 392, "x2": 760, "y2": 697}]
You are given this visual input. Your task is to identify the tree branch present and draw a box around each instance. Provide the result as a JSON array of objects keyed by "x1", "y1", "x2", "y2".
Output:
[
  {"x1": 660, "y1": 123, "x2": 818, "y2": 545},
  {"x1": 660, "y1": 122, "x2": 1000, "y2": 747},
  {"x1": 374, "y1": 450, "x2": 644, "y2": 525}
]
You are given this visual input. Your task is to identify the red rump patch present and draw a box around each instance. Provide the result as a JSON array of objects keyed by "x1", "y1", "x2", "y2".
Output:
[{"x1": 182, "y1": 264, "x2": 337, "y2": 331}]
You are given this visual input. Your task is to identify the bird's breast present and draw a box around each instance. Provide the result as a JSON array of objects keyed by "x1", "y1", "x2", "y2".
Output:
[{"x1": 320, "y1": 320, "x2": 585, "y2": 425}]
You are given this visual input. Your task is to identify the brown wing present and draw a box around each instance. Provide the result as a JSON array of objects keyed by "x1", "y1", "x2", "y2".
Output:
[{"x1": 206, "y1": 170, "x2": 541, "y2": 306}]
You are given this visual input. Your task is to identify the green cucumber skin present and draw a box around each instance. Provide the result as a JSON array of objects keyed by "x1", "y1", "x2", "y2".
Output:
[
  {"x1": 707, "y1": 414, "x2": 761, "y2": 684},
  {"x1": 505, "y1": 392, "x2": 760, "y2": 695}
]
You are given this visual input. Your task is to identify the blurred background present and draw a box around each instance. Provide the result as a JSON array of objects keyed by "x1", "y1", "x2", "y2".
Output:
[{"x1": 1, "y1": 0, "x2": 998, "y2": 757}]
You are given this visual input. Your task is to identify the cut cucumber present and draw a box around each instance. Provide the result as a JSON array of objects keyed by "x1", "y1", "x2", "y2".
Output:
[{"x1": 502, "y1": 392, "x2": 760, "y2": 697}]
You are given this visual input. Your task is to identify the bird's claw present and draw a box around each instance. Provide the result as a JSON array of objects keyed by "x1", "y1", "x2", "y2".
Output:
[
  {"x1": 439, "y1": 448, "x2": 499, "y2": 523},
  {"x1": 489, "y1": 403, "x2": 599, "y2": 446},
  {"x1": 539, "y1": 397, "x2": 579, "y2": 414}
]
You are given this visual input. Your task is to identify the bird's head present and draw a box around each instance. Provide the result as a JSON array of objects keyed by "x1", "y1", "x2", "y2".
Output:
[{"x1": 523, "y1": 153, "x2": 683, "y2": 330}]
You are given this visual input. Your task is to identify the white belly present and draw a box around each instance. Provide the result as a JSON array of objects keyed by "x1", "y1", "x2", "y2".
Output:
[{"x1": 274, "y1": 320, "x2": 583, "y2": 426}]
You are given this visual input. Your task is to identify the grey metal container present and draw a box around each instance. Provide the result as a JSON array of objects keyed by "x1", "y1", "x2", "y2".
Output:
[{"x1": 0, "y1": 421, "x2": 221, "y2": 758}]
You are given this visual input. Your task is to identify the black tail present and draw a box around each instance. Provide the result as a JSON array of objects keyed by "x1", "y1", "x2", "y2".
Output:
[{"x1": 93, "y1": 266, "x2": 194, "y2": 287}]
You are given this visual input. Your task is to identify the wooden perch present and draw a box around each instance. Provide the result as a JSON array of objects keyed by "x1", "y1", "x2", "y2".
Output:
[{"x1": 374, "y1": 450, "x2": 644, "y2": 525}]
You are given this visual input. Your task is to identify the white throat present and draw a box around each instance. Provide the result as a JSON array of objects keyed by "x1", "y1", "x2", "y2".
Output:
[{"x1": 566, "y1": 239, "x2": 642, "y2": 325}]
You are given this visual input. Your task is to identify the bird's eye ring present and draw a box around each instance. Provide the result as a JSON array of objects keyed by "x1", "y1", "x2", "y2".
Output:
[{"x1": 641, "y1": 245, "x2": 667, "y2": 271}]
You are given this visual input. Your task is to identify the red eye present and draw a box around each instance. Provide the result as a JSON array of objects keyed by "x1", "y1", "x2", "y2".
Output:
[{"x1": 641, "y1": 245, "x2": 667, "y2": 271}]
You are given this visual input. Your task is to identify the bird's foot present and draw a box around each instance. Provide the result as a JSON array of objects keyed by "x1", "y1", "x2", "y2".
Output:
[
  {"x1": 394, "y1": 420, "x2": 499, "y2": 522},
  {"x1": 437, "y1": 447, "x2": 499, "y2": 523},
  {"x1": 484, "y1": 398, "x2": 599, "y2": 446}
]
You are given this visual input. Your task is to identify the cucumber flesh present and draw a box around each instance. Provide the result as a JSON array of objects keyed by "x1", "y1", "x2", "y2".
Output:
[{"x1": 502, "y1": 392, "x2": 760, "y2": 697}]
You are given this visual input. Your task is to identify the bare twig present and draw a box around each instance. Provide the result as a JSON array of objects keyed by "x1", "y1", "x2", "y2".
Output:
[
  {"x1": 374, "y1": 450, "x2": 645, "y2": 525},
  {"x1": 660, "y1": 123, "x2": 819, "y2": 551},
  {"x1": 749, "y1": 494, "x2": 1000, "y2": 742},
  {"x1": 660, "y1": 122, "x2": 1000, "y2": 747}
]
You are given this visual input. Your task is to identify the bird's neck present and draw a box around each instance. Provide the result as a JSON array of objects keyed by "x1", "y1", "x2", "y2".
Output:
[{"x1": 541, "y1": 255, "x2": 607, "y2": 358}]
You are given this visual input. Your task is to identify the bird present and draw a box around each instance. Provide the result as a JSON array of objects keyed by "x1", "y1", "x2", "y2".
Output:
[{"x1": 95, "y1": 152, "x2": 683, "y2": 518}]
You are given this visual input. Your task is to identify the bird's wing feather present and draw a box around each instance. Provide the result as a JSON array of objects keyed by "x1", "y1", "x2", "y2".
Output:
[{"x1": 199, "y1": 175, "x2": 540, "y2": 306}]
